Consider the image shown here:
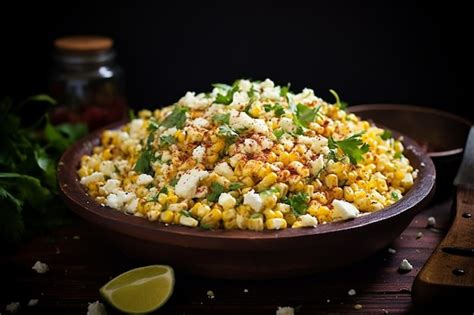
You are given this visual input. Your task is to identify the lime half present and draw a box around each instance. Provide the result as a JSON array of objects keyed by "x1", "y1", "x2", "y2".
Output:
[{"x1": 100, "y1": 265, "x2": 174, "y2": 313}]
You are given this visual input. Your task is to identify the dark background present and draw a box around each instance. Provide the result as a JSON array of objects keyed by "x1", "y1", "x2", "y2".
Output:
[{"x1": 0, "y1": 1, "x2": 472, "y2": 120}]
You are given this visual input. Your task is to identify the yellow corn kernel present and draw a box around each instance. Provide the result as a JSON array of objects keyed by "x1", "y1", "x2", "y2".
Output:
[
  {"x1": 135, "y1": 187, "x2": 148, "y2": 198},
  {"x1": 77, "y1": 166, "x2": 89, "y2": 178},
  {"x1": 167, "y1": 194, "x2": 179, "y2": 204},
  {"x1": 267, "y1": 152, "x2": 277, "y2": 162},
  {"x1": 315, "y1": 206, "x2": 332, "y2": 223},
  {"x1": 273, "y1": 210, "x2": 284, "y2": 218},
  {"x1": 284, "y1": 212, "x2": 297, "y2": 225},
  {"x1": 101, "y1": 148, "x2": 112, "y2": 160},
  {"x1": 343, "y1": 186, "x2": 355, "y2": 202},
  {"x1": 291, "y1": 221, "x2": 303, "y2": 228},
  {"x1": 211, "y1": 139, "x2": 225, "y2": 153},
  {"x1": 325, "y1": 174, "x2": 338, "y2": 189},
  {"x1": 274, "y1": 183, "x2": 288, "y2": 198},
  {"x1": 175, "y1": 130, "x2": 186, "y2": 143},
  {"x1": 157, "y1": 193, "x2": 168, "y2": 205},
  {"x1": 314, "y1": 192, "x2": 328, "y2": 204},
  {"x1": 256, "y1": 165, "x2": 272, "y2": 179},
  {"x1": 261, "y1": 193, "x2": 278, "y2": 209},
  {"x1": 276, "y1": 203, "x2": 291, "y2": 214},
  {"x1": 305, "y1": 185, "x2": 315, "y2": 196},
  {"x1": 241, "y1": 176, "x2": 255, "y2": 187},
  {"x1": 265, "y1": 218, "x2": 287, "y2": 230},
  {"x1": 224, "y1": 219, "x2": 237, "y2": 229},
  {"x1": 202, "y1": 207, "x2": 223, "y2": 225},
  {"x1": 331, "y1": 187, "x2": 344, "y2": 200},
  {"x1": 247, "y1": 217, "x2": 264, "y2": 231},
  {"x1": 263, "y1": 209, "x2": 276, "y2": 220},
  {"x1": 168, "y1": 202, "x2": 188, "y2": 212},
  {"x1": 222, "y1": 209, "x2": 236, "y2": 222},
  {"x1": 256, "y1": 173, "x2": 278, "y2": 191},
  {"x1": 173, "y1": 212, "x2": 181, "y2": 224},
  {"x1": 280, "y1": 152, "x2": 291, "y2": 165},
  {"x1": 291, "y1": 181, "x2": 305, "y2": 192},
  {"x1": 207, "y1": 153, "x2": 219, "y2": 164},
  {"x1": 160, "y1": 210, "x2": 174, "y2": 223},
  {"x1": 147, "y1": 210, "x2": 161, "y2": 221},
  {"x1": 249, "y1": 103, "x2": 263, "y2": 117}
]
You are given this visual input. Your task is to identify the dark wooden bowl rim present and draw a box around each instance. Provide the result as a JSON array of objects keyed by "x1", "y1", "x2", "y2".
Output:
[
  {"x1": 349, "y1": 104, "x2": 472, "y2": 158},
  {"x1": 58, "y1": 120, "x2": 436, "y2": 250}
]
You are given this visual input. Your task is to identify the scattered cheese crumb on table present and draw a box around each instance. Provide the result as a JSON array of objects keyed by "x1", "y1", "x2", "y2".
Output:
[
  {"x1": 427, "y1": 216, "x2": 436, "y2": 228},
  {"x1": 348, "y1": 289, "x2": 356, "y2": 296},
  {"x1": 87, "y1": 301, "x2": 107, "y2": 315},
  {"x1": 387, "y1": 248, "x2": 397, "y2": 254},
  {"x1": 27, "y1": 299, "x2": 38, "y2": 307},
  {"x1": 5, "y1": 302, "x2": 20, "y2": 313},
  {"x1": 399, "y1": 258, "x2": 413, "y2": 272},
  {"x1": 354, "y1": 304, "x2": 363, "y2": 310},
  {"x1": 276, "y1": 306, "x2": 295, "y2": 315},
  {"x1": 32, "y1": 261, "x2": 49, "y2": 274}
]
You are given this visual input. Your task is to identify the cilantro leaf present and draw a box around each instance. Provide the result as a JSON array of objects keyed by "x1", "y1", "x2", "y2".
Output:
[
  {"x1": 394, "y1": 152, "x2": 402, "y2": 159},
  {"x1": 286, "y1": 192, "x2": 309, "y2": 216},
  {"x1": 273, "y1": 128, "x2": 285, "y2": 140},
  {"x1": 207, "y1": 182, "x2": 225, "y2": 202},
  {"x1": 213, "y1": 113, "x2": 230, "y2": 125},
  {"x1": 381, "y1": 130, "x2": 392, "y2": 140},
  {"x1": 180, "y1": 210, "x2": 192, "y2": 217},
  {"x1": 218, "y1": 125, "x2": 239, "y2": 143},
  {"x1": 329, "y1": 133, "x2": 369, "y2": 165},
  {"x1": 280, "y1": 85, "x2": 290, "y2": 98},
  {"x1": 160, "y1": 107, "x2": 188, "y2": 129},
  {"x1": 214, "y1": 84, "x2": 238, "y2": 105},
  {"x1": 229, "y1": 182, "x2": 244, "y2": 191},
  {"x1": 329, "y1": 89, "x2": 348, "y2": 110},
  {"x1": 295, "y1": 103, "x2": 320, "y2": 128},
  {"x1": 148, "y1": 119, "x2": 160, "y2": 131},
  {"x1": 159, "y1": 135, "x2": 176, "y2": 147},
  {"x1": 169, "y1": 177, "x2": 179, "y2": 186},
  {"x1": 391, "y1": 191, "x2": 399, "y2": 201},
  {"x1": 134, "y1": 149, "x2": 153, "y2": 174}
]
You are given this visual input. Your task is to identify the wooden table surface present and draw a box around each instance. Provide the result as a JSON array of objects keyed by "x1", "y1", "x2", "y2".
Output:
[{"x1": 0, "y1": 199, "x2": 455, "y2": 314}]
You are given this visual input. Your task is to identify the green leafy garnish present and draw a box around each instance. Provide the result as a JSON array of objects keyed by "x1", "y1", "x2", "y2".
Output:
[
  {"x1": 218, "y1": 125, "x2": 239, "y2": 143},
  {"x1": 381, "y1": 130, "x2": 392, "y2": 140},
  {"x1": 250, "y1": 213, "x2": 263, "y2": 219},
  {"x1": 229, "y1": 182, "x2": 244, "y2": 191},
  {"x1": 286, "y1": 192, "x2": 309, "y2": 216},
  {"x1": 391, "y1": 191, "x2": 399, "y2": 201},
  {"x1": 213, "y1": 83, "x2": 238, "y2": 105},
  {"x1": 273, "y1": 128, "x2": 285, "y2": 140},
  {"x1": 394, "y1": 152, "x2": 402, "y2": 159},
  {"x1": 260, "y1": 187, "x2": 280, "y2": 196},
  {"x1": 128, "y1": 109, "x2": 136, "y2": 120},
  {"x1": 169, "y1": 177, "x2": 179, "y2": 187},
  {"x1": 180, "y1": 210, "x2": 192, "y2": 217},
  {"x1": 134, "y1": 149, "x2": 154, "y2": 174},
  {"x1": 207, "y1": 182, "x2": 225, "y2": 202},
  {"x1": 328, "y1": 133, "x2": 369, "y2": 165},
  {"x1": 294, "y1": 103, "x2": 320, "y2": 128},
  {"x1": 159, "y1": 134, "x2": 176, "y2": 147},
  {"x1": 264, "y1": 104, "x2": 285, "y2": 117},
  {"x1": 212, "y1": 113, "x2": 230, "y2": 125},
  {"x1": 280, "y1": 85, "x2": 290, "y2": 98},
  {"x1": 329, "y1": 89, "x2": 348, "y2": 110},
  {"x1": 200, "y1": 222, "x2": 213, "y2": 230},
  {"x1": 148, "y1": 119, "x2": 159, "y2": 131},
  {"x1": 160, "y1": 106, "x2": 188, "y2": 129}
]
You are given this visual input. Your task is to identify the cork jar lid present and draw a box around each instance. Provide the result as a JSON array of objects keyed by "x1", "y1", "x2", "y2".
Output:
[{"x1": 54, "y1": 35, "x2": 113, "y2": 53}]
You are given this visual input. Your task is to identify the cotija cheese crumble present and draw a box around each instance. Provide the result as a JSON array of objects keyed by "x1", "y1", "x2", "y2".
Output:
[{"x1": 78, "y1": 79, "x2": 417, "y2": 231}]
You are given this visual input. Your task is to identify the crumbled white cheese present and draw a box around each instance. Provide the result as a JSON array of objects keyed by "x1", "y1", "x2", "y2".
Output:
[
  {"x1": 253, "y1": 119, "x2": 269, "y2": 134},
  {"x1": 416, "y1": 232, "x2": 423, "y2": 239},
  {"x1": 137, "y1": 174, "x2": 154, "y2": 186},
  {"x1": 129, "y1": 119, "x2": 144, "y2": 136},
  {"x1": 353, "y1": 304, "x2": 363, "y2": 310},
  {"x1": 292, "y1": 88, "x2": 319, "y2": 104},
  {"x1": 399, "y1": 258, "x2": 413, "y2": 272},
  {"x1": 401, "y1": 173, "x2": 414, "y2": 187},
  {"x1": 162, "y1": 127, "x2": 177, "y2": 137},
  {"x1": 192, "y1": 146, "x2": 206, "y2": 162},
  {"x1": 229, "y1": 153, "x2": 244, "y2": 167},
  {"x1": 243, "y1": 190, "x2": 263, "y2": 212},
  {"x1": 279, "y1": 117, "x2": 295, "y2": 132},
  {"x1": 99, "y1": 161, "x2": 115, "y2": 177},
  {"x1": 101, "y1": 179, "x2": 121, "y2": 194},
  {"x1": 332, "y1": 199, "x2": 360, "y2": 220},
  {"x1": 214, "y1": 162, "x2": 234, "y2": 179},
  {"x1": 106, "y1": 191, "x2": 135, "y2": 209},
  {"x1": 238, "y1": 79, "x2": 252, "y2": 92},
  {"x1": 310, "y1": 155, "x2": 325, "y2": 176},
  {"x1": 32, "y1": 261, "x2": 49, "y2": 274},
  {"x1": 298, "y1": 135, "x2": 328, "y2": 153},
  {"x1": 260, "y1": 78, "x2": 275, "y2": 89},
  {"x1": 27, "y1": 299, "x2": 38, "y2": 307},
  {"x1": 6, "y1": 302, "x2": 20, "y2": 313},
  {"x1": 236, "y1": 214, "x2": 246, "y2": 229},
  {"x1": 175, "y1": 169, "x2": 209, "y2": 199},
  {"x1": 348, "y1": 289, "x2": 356, "y2": 296},
  {"x1": 427, "y1": 216, "x2": 436, "y2": 228},
  {"x1": 261, "y1": 137, "x2": 274, "y2": 150},
  {"x1": 262, "y1": 86, "x2": 281, "y2": 100},
  {"x1": 80, "y1": 172, "x2": 104, "y2": 185},
  {"x1": 276, "y1": 306, "x2": 294, "y2": 315},
  {"x1": 299, "y1": 214, "x2": 318, "y2": 227},
  {"x1": 179, "y1": 215, "x2": 199, "y2": 227},
  {"x1": 87, "y1": 301, "x2": 107, "y2": 315},
  {"x1": 280, "y1": 136, "x2": 294, "y2": 151},
  {"x1": 218, "y1": 193, "x2": 237, "y2": 209},
  {"x1": 243, "y1": 288, "x2": 249, "y2": 293},
  {"x1": 243, "y1": 139, "x2": 259, "y2": 154},
  {"x1": 231, "y1": 91, "x2": 249, "y2": 105},
  {"x1": 229, "y1": 110, "x2": 268, "y2": 134},
  {"x1": 178, "y1": 91, "x2": 210, "y2": 109},
  {"x1": 124, "y1": 198, "x2": 139, "y2": 214},
  {"x1": 192, "y1": 117, "x2": 209, "y2": 128},
  {"x1": 388, "y1": 248, "x2": 397, "y2": 254},
  {"x1": 206, "y1": 290, "x2": 215, "y2": 299},
  {"x1": 161, "y1": 150, "x2": 172, "y2": 162}
]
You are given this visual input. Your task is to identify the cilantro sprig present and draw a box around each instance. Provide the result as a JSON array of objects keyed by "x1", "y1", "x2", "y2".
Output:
[
  {"x1": 329, "y1": 89, "x2": 348, "y2": 110},
  {"x1": 160, "y1": 106, "x2": 188, "y2": 129},
  {"x1": 294, "y1": 103, "x2": 320, "y2": 128},
  {"x1": 328, "y1": 133, "x2": 369, "y2": 165},
  {"x1": 282, "y1": 192, "x2": 310, "y2": 216}
]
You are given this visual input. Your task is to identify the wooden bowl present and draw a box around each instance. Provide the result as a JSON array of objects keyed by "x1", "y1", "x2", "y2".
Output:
[
  {"x1": 57, "y1": 122, "x2": 435, "y2": 279},
  {"x1": 348, "y1": 104, "x2": 472, "y2": 200}
]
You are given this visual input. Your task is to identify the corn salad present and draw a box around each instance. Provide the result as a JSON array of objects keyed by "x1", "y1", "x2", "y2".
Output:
[{"x1": 78, "y1": 79, "x2": 417, "y2": 231}]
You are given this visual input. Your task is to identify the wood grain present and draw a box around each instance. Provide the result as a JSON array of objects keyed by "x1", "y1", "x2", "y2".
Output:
[
  {"x1": 0, "y1": 201, "x2": 458, "y2": 314},
  {"x1": 412, "y1": 187, "x2": 474, "y2": 309}
]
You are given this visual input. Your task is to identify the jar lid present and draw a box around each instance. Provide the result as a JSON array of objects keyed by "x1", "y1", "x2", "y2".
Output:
[{"x1": 54, "y1": 35, "x2": 113, "y2": 53}]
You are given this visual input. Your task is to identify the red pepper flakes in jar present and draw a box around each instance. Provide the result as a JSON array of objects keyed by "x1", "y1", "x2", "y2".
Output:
[{"x1": 49, "y1": 35, "x2": 128, "y2": 131}]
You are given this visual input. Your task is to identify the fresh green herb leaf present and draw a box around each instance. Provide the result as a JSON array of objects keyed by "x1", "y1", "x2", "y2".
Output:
[
  {"x1": 287, "y1": 192, "x2": 309, "y2": 216},
  {"x1": 263, "y1": 104, "x2": 272, "y2": 112},
  {"x1": 134, "y1": 149, "x2": 153, "y2": 174},
  {"x1": 207, "y1": 182, "x2": 225, "y2": 202},
  {"x1": 328, "y1": 133, "x2": 369, "y2": 165},
  {"x1": 180, "y1": 210, "x2": 192, "y2": 217},
  {"x1": 218, "y1": 125, "x2": 239, "y2": 143},
  {"x1": 147, "y1": 194, "x2": 159, "y2": 202},
  {"x1": 381, "y1": 130, "x2": 392, "y2": 140},
  {"x1": 229, "y1": 182, "x2": 244, "y2": 191},
  {"x1": 212, "y1": 113, "x2": 230, "y2": 125},
  {"x1": 160, "y1": 107, "x2": 188, "y2": 129},
  {"x1": 159, "y1": 135, "x2": 176, "y2": 147},
  {"x1": 45, "y1": 120, "x2": 87, "y2": 152},
  {"x1": 274, "y1": 128, "x2": 285, "y2": 140},
  {"x1": 250, "y1": 213, "x2": 263, "y2": 219},
  {"x1": 159, "y1": 186, "x2": 169, "y2": 195},
  {"x1": 214, "y1": 85, "x2": 238, "y2": 105},
  {"x1": 212, "y1": 83, "x2": 232, "y2": 91},
  {"x1": 148, "y1": 119, "x2": 159, "y2": 131},
  {"x1": 394, "y1": 152, "x2": 402, "y2": 159},
  {"x1": 259, "y1": 187, "x2": 280, "y2": 196},
  {"x1": 273, "y1": 104, "x2": 285, "y2": 117},
  {"x1": 295, "y1": 103, "x2": 320, "y2": 128},
  {"x1": 280, "y1": 85, "x2": 290, "y2": 98},
  {"x1": 329, "y1": 89, "x2": 347, "y2": 110},
  {"x1": 199, "y1": 222, "x2": 213, "y2": 230},
  {"x1": 391, "y1": 191, "x2": 399, "y2": 201},
  {"x1": 128, "y1": 109, "x2": 136, "y2": 120},
  {"x1": 24, "y1": 94, "x2": 57, "y2": 105}
]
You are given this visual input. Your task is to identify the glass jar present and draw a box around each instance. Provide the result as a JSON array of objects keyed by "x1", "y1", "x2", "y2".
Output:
[{"x1": 49, "y1": 35, "x2": 128, "y2": 131}]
